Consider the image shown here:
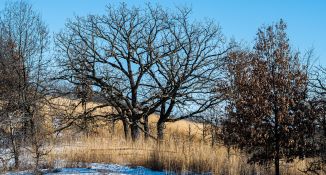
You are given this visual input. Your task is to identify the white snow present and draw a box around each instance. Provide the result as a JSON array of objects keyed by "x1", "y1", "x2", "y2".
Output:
[{"x1": 4, "y1": 163, "x2": 169, "y2": 175}]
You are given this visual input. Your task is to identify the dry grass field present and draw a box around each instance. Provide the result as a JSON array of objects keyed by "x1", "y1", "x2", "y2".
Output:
[
  {"x1": 41, "y1": 100, "x2": 313, "y2": 174},
  {"x1": 0, "y1": 97, "x2": 318, "y2": 174}
]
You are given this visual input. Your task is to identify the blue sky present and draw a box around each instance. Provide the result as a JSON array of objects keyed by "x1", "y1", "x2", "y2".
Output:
[{"x1": 0, "y1": 0, "x2": 325, "y2": 65}]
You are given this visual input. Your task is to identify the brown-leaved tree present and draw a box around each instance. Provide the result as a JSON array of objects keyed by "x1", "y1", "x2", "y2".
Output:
[{"x1": 222, "y1": 20, "x2": 315, "y2": 175}]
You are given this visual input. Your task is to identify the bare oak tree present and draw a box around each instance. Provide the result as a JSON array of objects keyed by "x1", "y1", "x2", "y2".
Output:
[
  {"x1": 56, "y1": 4, "x2": 182, "y2": 141},
  {"x1": 147, "y1": 8, "x2": 228, "y2": 141}
]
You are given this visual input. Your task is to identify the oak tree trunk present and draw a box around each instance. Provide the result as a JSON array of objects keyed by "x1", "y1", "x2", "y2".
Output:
[
  {"x1": 122, "y1": 118, "x2": 129, "y2": 140},
  {"x1": 157, "y1": 120, "x2": 165, "y2": 142},
  {"x1": 130, "y1": 120, "x2": 140, "y2": 142},
  {"x1": 143, "y1": 116, "x2": 149, "y2": 140}
]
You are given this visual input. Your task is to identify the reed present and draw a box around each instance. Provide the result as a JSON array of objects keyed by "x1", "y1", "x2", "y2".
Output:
[{"x1": 46, "y1": 118, "x2": 310, "y2": 175}]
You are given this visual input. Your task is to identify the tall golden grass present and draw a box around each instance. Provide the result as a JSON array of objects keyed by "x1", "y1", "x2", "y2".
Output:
[
  {"x1": 0, "y1": 97, "x2": 311, "y2": 174},
  {"x1": 0, "y1": 98, "x2": 316, "y2": 174},
  {"x1": 45, "y1": 115, "x2": 311, "y2": 175}
]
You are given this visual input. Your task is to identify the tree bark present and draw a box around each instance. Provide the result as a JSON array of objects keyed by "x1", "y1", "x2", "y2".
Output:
[
  {"x1": 274, "y1": 110, "x2": 280, "y2": 175},
  {"x1": 157, "y1": 120, "x2": 165, "y2": 142},
  {"x1": 14, "y1": 151, "x2": 19, "y2": 170},
  {"x1": 122, "y1": 118, "x2": 129, "y2": 140},
  {"x1": 130, "y1": 120, "x2": 140, "y2": 142},
  {"x1": 275, "y1": 152, "x2": 280, "y2": 175},
  {"x1": 9, "y1": 120, "x2": 20, "y2": 170},
  {"x1": 143, "y1": 116, "x2": 149, "y2": 140}
]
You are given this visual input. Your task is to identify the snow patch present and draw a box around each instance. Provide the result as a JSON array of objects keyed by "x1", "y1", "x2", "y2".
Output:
[{"x1": 5, "y1": 163, "x2": 168, "y2": 175}]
